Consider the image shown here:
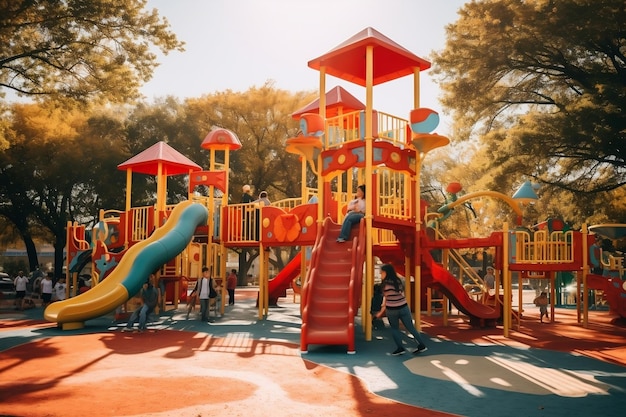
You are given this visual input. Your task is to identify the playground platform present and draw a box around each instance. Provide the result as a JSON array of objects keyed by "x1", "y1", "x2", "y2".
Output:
[{"x1": 1, "y1": 287, "x2": 625, "y2": 417}]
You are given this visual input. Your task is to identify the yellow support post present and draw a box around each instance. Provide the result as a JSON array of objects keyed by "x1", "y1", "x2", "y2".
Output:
[
  {"x1": 414, "y1": 160, "x2": 423, "y2": 331},
  {"x1": 363, "y1": 45, "x2": 374, "y2": 342},
  {"x1": 442, "y1": 248, "x2": 450, "y2": 326},
  {"x1": 413, "y1": 66, "x2": 422, "y2": 331},
  {"x1": 124, "y1": 169, "x2": 132, "y2": 247},
  {"x1": 502, "y1": 223, "x2": 511, "y2": 337},
  {"x1": 582, "y1": 224, "x2": 589, "y2": 328}
]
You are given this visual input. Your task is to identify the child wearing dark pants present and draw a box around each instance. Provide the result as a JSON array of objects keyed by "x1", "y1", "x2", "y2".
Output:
[{"x1": 370, "y1": 283, "x2": 384, "y2": 330}]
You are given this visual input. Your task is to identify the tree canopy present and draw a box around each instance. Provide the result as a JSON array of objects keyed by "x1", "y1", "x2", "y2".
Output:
[
  {"x1": 0, "y1": 0, "x2": 183, "y2": 105},
  {"x1": 185, "y1": 83, "x2": 316, "y2": 202},
  {"x1": 3, "y1": 0, "x2": 625, "y2": 275},
  {"x1": 431, "y1": 0, "x2": 625, "y2": 196},
  {"x1": 0, "y1": 101, "x2": 130, "y2": 273},
  {"x1": 0, "y1": 84, "x2": 314, "y2": 275}
]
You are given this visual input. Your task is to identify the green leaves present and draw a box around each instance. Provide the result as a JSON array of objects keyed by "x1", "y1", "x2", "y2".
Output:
[
  {"x1": 0, "y1": 0, "x2": 184, "y2": 105},
  {"x1": 430, "y1": 0, "x2": 625, "y2": 224}
]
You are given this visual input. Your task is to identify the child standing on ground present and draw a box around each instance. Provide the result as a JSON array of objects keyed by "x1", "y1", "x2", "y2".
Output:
[
  {"x1": 370, "y1": 283, "x2": 384, "y2": 330},
  {"x1": 534, "y1": 291, "x2": 549, "y2": 323},
  {"x1": 53, "y1": 277, "x2": 67, "y2": 302},
  {"x1": 41, "y1": 273, "x2": 54, "y2": 307}
]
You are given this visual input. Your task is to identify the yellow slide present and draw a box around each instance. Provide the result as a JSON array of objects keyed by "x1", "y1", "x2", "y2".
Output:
[{"x1": 45, "y1": 201, "x2": 208, "y2": 330}]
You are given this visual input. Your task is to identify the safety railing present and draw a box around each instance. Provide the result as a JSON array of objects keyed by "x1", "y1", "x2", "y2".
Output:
[
  {"x1": 376, "y1": 170, "x2": 413, "y2": 222},
  {"x1": 324, "y1": 110, "x2": 409, "y2": 150},
  {"x1": 128, "y1": 205, "x2": 154, "y2": 242},
  {"x1": 223, "y1": 203, "x2": 261, "y2": 244},
  {"x1": 431, "y1": 228, "x2": 485, "y2": 291},
  {"x1": 375, "y1": 110, "x2": 410, "y2": 146},
  {"x1": 69, "y1": 222, "x2": 90, "y2": 251},
  {"x1": 601, "y1": 253, "x2": 625, "y2": 276},
  {"x1": 272, "y1": 197, "x2": 304, "y2": 211},
  {"x1": 511, "y1": 229, "x2": 575, "y2": 264}
]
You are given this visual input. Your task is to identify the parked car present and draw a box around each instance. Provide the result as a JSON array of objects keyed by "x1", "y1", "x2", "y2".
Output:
[{"x1": 0, "y1": 275, "x2": 15, "y2": 299}]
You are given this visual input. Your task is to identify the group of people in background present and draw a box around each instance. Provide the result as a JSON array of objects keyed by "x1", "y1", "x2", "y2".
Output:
[
  {"x1": 119, "y1": 265, "x2": 242, "y2": 331},
  {"x1": 240, "y1": 184, "x2": 271, "y2": 241},
  {"x1": 240, "y1": 184, "x2": 271, "y2": 206},
  {"x1": 7, "y1": 270, "x2": 71, "y2": 310}
]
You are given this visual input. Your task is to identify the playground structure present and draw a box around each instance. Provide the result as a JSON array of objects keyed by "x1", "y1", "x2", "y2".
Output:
[
  {"x1": 53, "y1": 132, "x2": 241, "y2": 329},
  {"x1": 47, "y1": 28, "x2": 626, "y2": 355}
]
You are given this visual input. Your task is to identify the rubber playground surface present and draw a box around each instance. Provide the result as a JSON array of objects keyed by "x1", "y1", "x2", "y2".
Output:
[{"x1": 1, "y1": 288, "x2": 626, "y2": 417}]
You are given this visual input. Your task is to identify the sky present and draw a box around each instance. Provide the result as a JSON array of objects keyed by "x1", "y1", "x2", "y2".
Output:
[{"x1": 143, "y1": 0, "x2": 469, "y2": 135}]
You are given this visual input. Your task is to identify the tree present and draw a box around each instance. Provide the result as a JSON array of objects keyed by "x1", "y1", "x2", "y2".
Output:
[
  {"x1": 0, "y1": 85, "x2": 317, "y2": 278},
  {"x1": 104, "y1": 86, "x2": 315, "y2": 276},
  {"x1": 431, "y1": 0, "x2": 626, "y2": 200},
  {"x1": 0, "y1": 102, "x2": 130, "y2": 275},
  {"x1": 185, "y1": 82, "x2": 316, "y2": 201},
  {"x1": 418, "y1": 145, "x2": 518, "y2": 237},
  {"x1": 0, "y1": 0, "x2": 183, "y2": 262},
  {"x1": 184, "y1": 83, "x2": 316, "y2": 275},
  {"x1": 0, "y1": 0, "x2": 183, "y2": 105}
]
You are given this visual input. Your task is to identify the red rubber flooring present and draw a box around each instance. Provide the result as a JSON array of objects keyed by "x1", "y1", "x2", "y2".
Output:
[{"x1": 1, "y1": 290, "x2": 625, "y2": 417}]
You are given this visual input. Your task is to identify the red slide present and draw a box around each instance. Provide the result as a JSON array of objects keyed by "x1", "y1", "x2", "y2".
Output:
[
  {"x1": 300, "y1": 217, "x2": 366, "y2": 354},
  {"x1": 422, "y1": 251, "x2": 500, "y2": 321},
  {"x1": 267, "y1": 252, "x2": 302, "y2": 305},
  {"x1": 586, "y1": 273, "x2": 626, "y2": 319}
]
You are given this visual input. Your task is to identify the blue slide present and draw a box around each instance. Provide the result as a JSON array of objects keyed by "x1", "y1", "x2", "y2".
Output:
[{"x1": 44, "y1": 201, "x2": 208, "y2": 329}]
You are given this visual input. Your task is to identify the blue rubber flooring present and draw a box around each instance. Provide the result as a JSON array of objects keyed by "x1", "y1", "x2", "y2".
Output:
[{"x1": 1, "y1": 290, "x2": 625, "y2": 417}]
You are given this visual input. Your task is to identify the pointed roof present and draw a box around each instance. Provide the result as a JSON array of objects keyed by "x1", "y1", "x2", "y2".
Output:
[
  {"x1": 291, "y1": 86, "x2": 366, "y2": 119},
  {"x1": 308, "y1": 27, "x2": 431, "y2": 86},
  {"x1": 117, "y1": 141, "x2": 202, "y2": 176}
]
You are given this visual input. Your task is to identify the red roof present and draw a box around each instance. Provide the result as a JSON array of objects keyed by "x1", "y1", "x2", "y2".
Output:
[
  {"x1": 308, "y1": 27, "x2": 431, "y2": 87},
  {"x1": 291, "y1": 86, "x2": 365, "y2": 119},
  {"x1": 117, "y1": 141, "x2": 202, "y2": 176}
]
